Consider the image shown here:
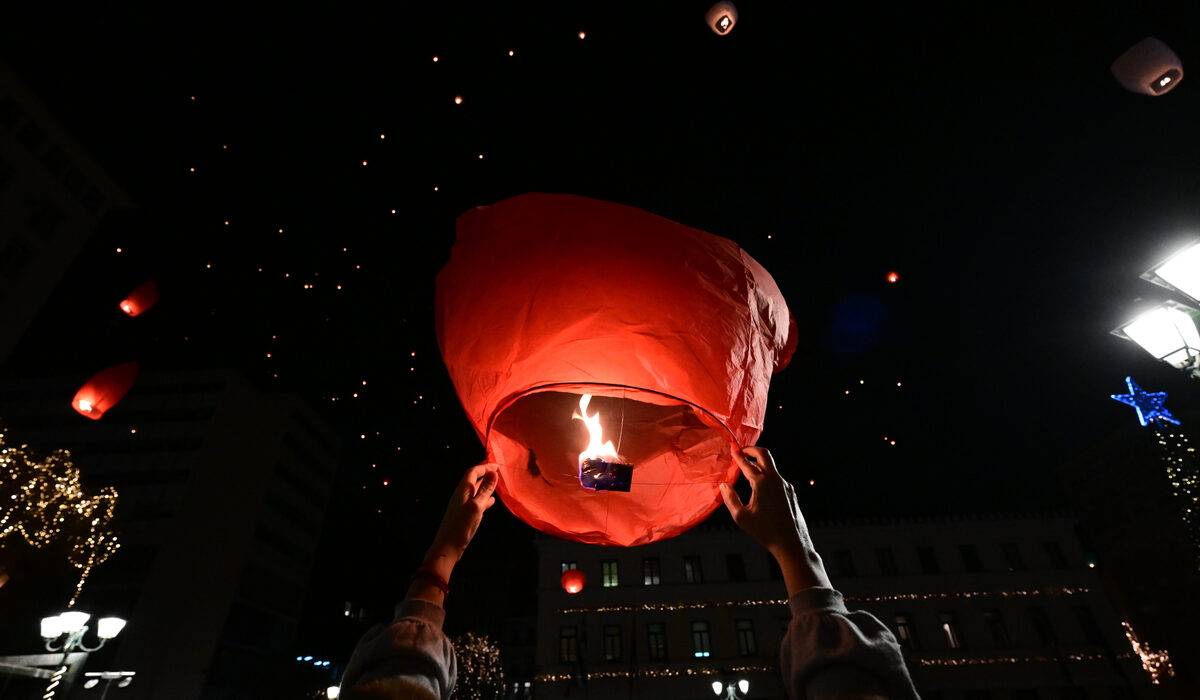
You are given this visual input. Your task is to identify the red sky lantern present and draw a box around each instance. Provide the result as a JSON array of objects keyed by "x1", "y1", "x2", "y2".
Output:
[
  {"x1": 561, "y1": 568, "x2": 586, "y2": 594},
  {"x1": 72, "y1": 362, "x2": 139, "y2": 420},
  {"x1": 119, "y1": 280, "x2": 159, "y2": 317},
  {"x1": 436, "y1": 193, "x2": 795, "y2": 546}
]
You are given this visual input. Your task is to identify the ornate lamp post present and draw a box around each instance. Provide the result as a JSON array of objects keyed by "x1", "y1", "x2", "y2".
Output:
[
  {"x1": 711, "y1": 677, "x2": 750, "y2": 699},
  {"x1": 1114, "y1": 241, "x2": 1200, "y2": 378},
  {"x1": 38, "y1": 611, "x2": 126, "y2": 699}
]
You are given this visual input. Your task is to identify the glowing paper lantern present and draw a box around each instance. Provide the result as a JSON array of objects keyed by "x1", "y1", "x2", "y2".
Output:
[
  {"x1": 72, "y1": 362, "x2": 139, "y2": 420},
  {"x1": 436, "y1": 193, "x2": 795, "y2": 546},
  {"x1": 561, "y1": 569, "x2": 586, "y2": 594},
  {"x1": 119, "y1": 280, "x2": 159, "y2": 317},
  {"x1": 1112, "y1": 37, "x2": 1183, "y2": 96},
  {"x1": 706, "y1": 2, "x2": 738, "y2": 36}
]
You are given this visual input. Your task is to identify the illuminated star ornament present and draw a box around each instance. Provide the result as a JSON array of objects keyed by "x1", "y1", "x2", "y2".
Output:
[{"x1": 1111, "y1": 376, "x2": 1180, "y2": 426}]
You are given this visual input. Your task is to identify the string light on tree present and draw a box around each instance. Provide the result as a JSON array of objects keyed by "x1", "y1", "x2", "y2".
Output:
[
  {"x1": 451, "y1": 633, "x2": 505, "y2": 700},
  {"x1": 1122, "y1": 621, "x2": 1174, "y2": 683}
]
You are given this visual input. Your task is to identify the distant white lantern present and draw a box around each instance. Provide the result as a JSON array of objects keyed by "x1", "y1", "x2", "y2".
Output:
[
  {"x1": 1112, "y1": 37, "x2": 1183, "y2": 95},
  {"x1": 706, "y1": 2, "x2": 738, "y2": 36}
]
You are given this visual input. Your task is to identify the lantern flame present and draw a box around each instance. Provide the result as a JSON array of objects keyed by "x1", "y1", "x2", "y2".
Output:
[
  {"x1": 572, "y1": 394, "x2": 620, "y2": 466},
  {"x1": 77, "y1": 400, "x2": 93, "y2": 413}
]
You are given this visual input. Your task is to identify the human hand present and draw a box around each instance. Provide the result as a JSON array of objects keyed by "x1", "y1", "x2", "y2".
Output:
[
  {"x1": 427, "y1": 462, "x2": 500, "y2": 563},
  {"x1": 719, "y1": 447, "x2": 831, "y2": 593}
]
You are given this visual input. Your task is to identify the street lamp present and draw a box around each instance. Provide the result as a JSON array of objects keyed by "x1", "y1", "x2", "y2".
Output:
[
  {"x1": 711, "y1": 678, "x2": 750, "y2": 699},
  {"x1": 41, "y1": 611, "x2": 126, "y2": 652},
  {"x1": 83, "y1": 671, "x2": 135, "y2": 698},
  {"x1": 1111, "y1": 300, "x2": 1200, "y2": 378},
  {"x1": 1141, "y1": 240, "x2": 1200, "y2": 302}
]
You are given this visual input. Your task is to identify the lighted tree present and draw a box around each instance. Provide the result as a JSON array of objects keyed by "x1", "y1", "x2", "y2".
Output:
[
  {"x1": 0, "y1": 423, "x2": 120, "y2": 605},
  {"x1": 1110, "y1": 377, "x2": 1200, "y2": 566},
  {"x1": 451, "y1": 632, "x2": 505, "y2": 700}
]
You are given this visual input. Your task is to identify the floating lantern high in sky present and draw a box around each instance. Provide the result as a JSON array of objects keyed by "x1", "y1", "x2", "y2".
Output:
[
  {"x1": 436, "y1": 193, "x2": 795, "y2": 546},
  {"x1": 72, "y1": 362, "x2": 139, "y2": 420},
  {"x1": 119, "y1": 279, "x2": 159, "y2": 317},
  {"x1": 706, "y1": 2, "x2": 738, "y2": 35},
  {"x1": 1112, "y1": 37, "x2": 1183, "y2": 96}
]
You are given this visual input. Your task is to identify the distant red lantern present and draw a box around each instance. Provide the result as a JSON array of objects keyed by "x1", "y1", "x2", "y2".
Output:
[
  {"x1": 72, "y1": 362, "x2": 139, "y2": 420},
  {"x1": 1112, "y1": 37, "x2": 1183, "y2": 96},
  {"x1": 887, "y1": 271, "x2": 899, "y2": 283},
  {"x1": 561, "y1": 569, "x2": 586, "y2": 594},
  {"x1": 120, "y1": 280, "x2": 159, "y2": 317},
  {"x1": 706, "y1": 2, "x2": 738, "y2": 35},
  {"x1": 436, "y1": 193, "x2": 795, "y2": 547}
]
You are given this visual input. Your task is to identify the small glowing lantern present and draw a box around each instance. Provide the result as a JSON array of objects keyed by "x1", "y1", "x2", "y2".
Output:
[
  {"x1": 1112, "y1": 37, "x2": 1183, "y2": 96},
  {"x1": 561, "y1": 569, "x2": 586, "y2": 594},
  {"x1": 436, "y1": 193, "x2": 795, "y2": 546},
  {"x1": 706, "y1": 2, "x2": 738, "y2": 36},
  {"x1": 72, "y1": 362, "x2": 140, "y2": 420},
  {"x1": 119, "y1": 280, "x2": 159, "y2": 317}
]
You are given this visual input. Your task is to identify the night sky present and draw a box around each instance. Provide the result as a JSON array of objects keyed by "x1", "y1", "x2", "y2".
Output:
[{"x1": 5, "y1": 0, "x2": 1200, "y2": 661}]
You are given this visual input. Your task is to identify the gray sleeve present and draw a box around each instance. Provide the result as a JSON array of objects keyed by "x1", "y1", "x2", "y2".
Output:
[
  {"x1": 338, "y1": 598, "x2": 458, "y2": 700},
  {"x1": 780, "y1": 587, "x2": 920, "y2": 700}
]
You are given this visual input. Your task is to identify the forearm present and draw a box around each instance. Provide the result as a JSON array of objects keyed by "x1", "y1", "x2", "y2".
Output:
[
  {"x1": 771, "y1": 541, "x2": 833, "y2": 596},
  {"x1": 406, "y1": 545, "x2": 462, "y2": 607}
]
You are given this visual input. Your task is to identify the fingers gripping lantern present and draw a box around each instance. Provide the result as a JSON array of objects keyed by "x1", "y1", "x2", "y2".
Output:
[{"x1": 435, "y1": 193, "x2": 795, "y2": 546}]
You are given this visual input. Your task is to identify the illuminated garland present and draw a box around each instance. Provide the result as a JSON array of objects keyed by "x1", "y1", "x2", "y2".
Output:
[
  {"x1": 1122, "y1": 621, "x2": 1174, "y2": 684},
  {"x1": 536, "y1": 663, "x2": 775, "y2": 682},
  {"x1": 1153, "y1": 428, "x2": 1200, "y2": 567},
  {"x1": 451, "y1": 632, "x2": 505, "y2": 700},
  {"x1": 913, "y1": 652, "x2": 1130, "y2": 666},
  {"x1": 555, "y1": 587, "x2": 1090, "y2": 614},
  {"x1": 0, "y1": 425, "x2": 120, "y2": 606}
]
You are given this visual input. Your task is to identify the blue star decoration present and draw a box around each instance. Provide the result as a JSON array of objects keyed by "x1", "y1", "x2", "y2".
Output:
[{"x1": 1111, "y1": 376, "x2": 1181, "y2": 427}]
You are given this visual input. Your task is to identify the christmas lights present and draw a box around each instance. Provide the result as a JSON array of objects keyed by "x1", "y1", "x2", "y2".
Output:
[
  {"x1": 1122, "y1": 621, "x2": 1174, "y2": 684},
  {"x1": 452, "y1": 633, "x2": 505, "y2": 699},
  {"x1": 536, "y1": 663, "x2": 774, "y2": 682}
]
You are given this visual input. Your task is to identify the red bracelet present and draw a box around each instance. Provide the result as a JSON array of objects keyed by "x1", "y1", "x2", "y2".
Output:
[{"x1": 412, "y1": 569, "x2": 449, "y2": 596}]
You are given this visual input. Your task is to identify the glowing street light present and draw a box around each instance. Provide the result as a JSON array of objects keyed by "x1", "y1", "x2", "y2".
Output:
[
  {"x1": 1141, "y1": 241, "x2": 1200, "y2": 303},
  {"x1": 1112, "y1": 300, "x2": 1200, "y2": 378},
  {"x1": 711, "y1": 678, "x2": 750, "y2": 699}
]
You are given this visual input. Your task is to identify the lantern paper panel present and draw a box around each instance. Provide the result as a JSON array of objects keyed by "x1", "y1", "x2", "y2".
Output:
[
  {"x1": 435, "y1": 193, "x2": 794, "y2": 547},
  {"x1": 120, "y1": 280, "x2": 159, "y2": 317},
  {"x1": 707, "y1": 2, "x2": 738, "y2": 35},
  {"x1": 72, "y1": 362, "x2": 139, "y2": 420},
  {"x1": 1112, "y1": 37, "x2": 1183, "y2": 95}
]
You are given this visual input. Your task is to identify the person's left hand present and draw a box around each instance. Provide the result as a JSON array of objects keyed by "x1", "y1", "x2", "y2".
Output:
[{"x1": 427, "y1": 462, "x2": 500, "y2": 561}]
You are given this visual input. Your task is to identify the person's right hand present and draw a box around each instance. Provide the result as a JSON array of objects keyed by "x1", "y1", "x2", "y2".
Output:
[{"x1": 719, "y1": 446, "x2": 832, "y2": 593}]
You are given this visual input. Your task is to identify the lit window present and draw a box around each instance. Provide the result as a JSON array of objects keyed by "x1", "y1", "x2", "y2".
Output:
[
  {"x1": 684, "y1": 556, "x2": 703, "y2": 583},
  {"x1": 643, "y1": 558, "x2": 661, "y2": 585},
  {"x1": 559, "y1": 627, "x2": 578, "y2": 663},
  {"x1": 602, "y1": 560, "x2": 619, "y2": 587},
  {"x1": 603, "y1": 624, "x2": 622, "y2": 661},
  {"x1": 561, "y1": 561, "x2": 577, "y2": 573},
  {"x1": 894, "y1": 613, "x2": 917, "y2": 649},
  {"x1": 691, "y1": 621, "x2": 711, "y2": 657},
  {"x1": 939, "y1": 611, "x2": 963, "y2": 649},
  {"x1": 647, "y1": 622, "x2": 667, "y2": 660},
  {"x1": 736, "y1": 619, "x2": 756, "y2": 656}
]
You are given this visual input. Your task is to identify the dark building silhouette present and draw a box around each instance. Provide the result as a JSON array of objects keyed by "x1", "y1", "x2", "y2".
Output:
[{"x1": 0, "y1": 368, "x2": 339, "y2": 699}]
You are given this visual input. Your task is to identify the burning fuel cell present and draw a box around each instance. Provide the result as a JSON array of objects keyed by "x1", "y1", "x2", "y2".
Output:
[
  {"x1": 573, "y1": 394, "x2": 634, "y2": 492},
  {"x1": 1112, "y1": 37, "x2": 1183, "y2": 96}
]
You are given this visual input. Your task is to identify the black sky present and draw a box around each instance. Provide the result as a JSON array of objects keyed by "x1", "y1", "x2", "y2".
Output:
[{"x1": 5, "y1": 0, "x2": 1200, "y2": 653}]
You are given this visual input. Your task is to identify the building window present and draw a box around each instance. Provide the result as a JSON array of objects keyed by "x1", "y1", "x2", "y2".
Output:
[
  {"x1": 691, "y1": 621, "x2": 712, "y2": 657},
  {"x1": 0, "y1": 237, "x2": 32, "y2": 280},
  {"x1": 643, "y1": 557, "x2": 661, "y2": 585},
  {"x1": 767, "y1": 553, "x2": 783, "y2": 580},
  {"x1": 894, "y1": 613, "x2": 917, "y2": 649},
  {"x1": 602, "y1": 560, "x2": 619, "y2": 587},
  {"x1": 833, "y1": 549, "x2": 856, "y2": 577},
  {"x1": 559, "y1": 627, "x2": 578, "y2": 663},
  {"x1": 603, "y1": 624, "x2": 622, "y2": 661},
  {"x1": 726, "y1": 553, "x2": 746, "y2": 581},
  {"x1": 736, "y1": 619, "x2": 757, "y2": 656},
  {"x1": 959, "y1": 544, "x2": 983, "y2": 572},
  {"x1": 1030, "y1": 606, "x2": 1056, "y2": 645},
  {"x1": 876, "y1": 547, "x2": 898, "y2": 575},
  {"x1": 917, "y1": 546, "x2": 940, "y2": 574},
  {"x1": 984, "y1": 609, "x2": 1010, "y2": 647},
  {"x1": 561, "y1": 561, "x2": 577, "y2": 573},
  {"x1": 1073, "y1": 605, "x2": 1104, "y2": 644},
  {"x1": 939, "y1": 611, "x2": 963, "y2": 649},
  {"x1": 1043, "y1": 541, "x2": 1068, "y2": 569},
  {"x1": 684, "y1": 556, "x2": 704, "y2": 583},
  {"x1": 1002, "y1": 543, "x2": 1026, "y2": 571},
  {"x1": 647, "y1": 622, "x2": 667, "y2": 660}
]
